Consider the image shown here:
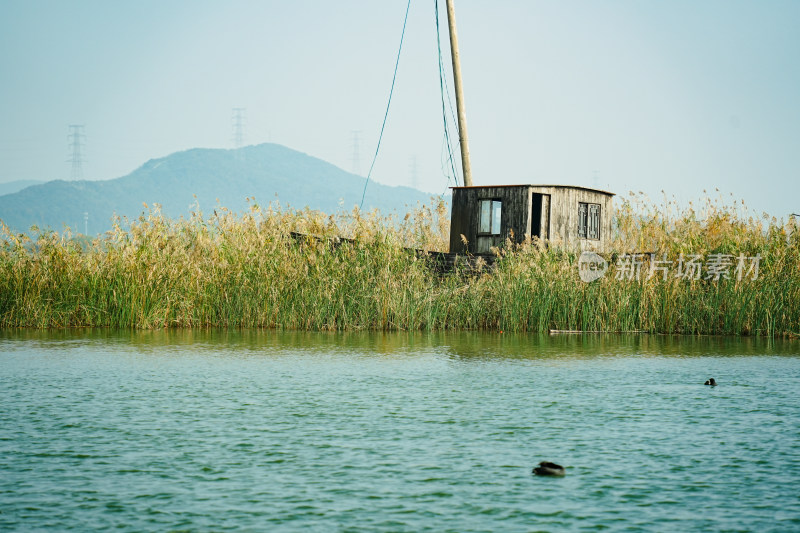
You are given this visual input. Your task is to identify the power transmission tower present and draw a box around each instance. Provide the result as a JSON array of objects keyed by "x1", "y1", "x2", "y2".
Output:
[
  {"x1": 67, "y1": 125, "x2": 86, "y2": 180},
  {"x1": 232, "y1": 108, "x2": 246, "y2": 149},
  {"x1": 592, "y1": 170, "x2": 600, "y2": 189},
  {"x1": 350, "y1": 130, "x2": 362, "y2": 176},
  {"x1": 410, "y1": 155, "x2": 419, "y2": 190}
]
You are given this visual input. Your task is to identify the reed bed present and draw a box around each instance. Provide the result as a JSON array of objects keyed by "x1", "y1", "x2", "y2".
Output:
[{"x1": 1, "y1": 193, "x2": 798, "y2": 335}]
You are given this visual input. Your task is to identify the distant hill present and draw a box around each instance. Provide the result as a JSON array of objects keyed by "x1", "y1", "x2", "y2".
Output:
[
  {"x1": 0, "y1": 144, "x2": 435, "y2": 234},
  {"x1": 0, "y1": 179, "x2": 43, "y2": 197}
]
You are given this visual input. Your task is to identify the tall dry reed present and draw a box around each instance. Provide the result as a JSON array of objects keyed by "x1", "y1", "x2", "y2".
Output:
[{"x1": 1, "y1": 194, "x2": 797, "y2": 335}]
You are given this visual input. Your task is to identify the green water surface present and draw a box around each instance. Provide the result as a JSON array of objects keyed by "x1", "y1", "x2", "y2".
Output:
[{"x1": 1, "y1": 330, "x2": 799, "y2": 531}]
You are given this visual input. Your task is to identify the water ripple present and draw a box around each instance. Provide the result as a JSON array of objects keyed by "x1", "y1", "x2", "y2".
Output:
[{"x1": 1, "y1": 331, "x2": 799, "y2": 531}]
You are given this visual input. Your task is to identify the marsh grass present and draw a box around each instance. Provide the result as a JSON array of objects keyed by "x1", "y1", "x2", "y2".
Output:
[{"x1": 1, "y1": 194, "x2": 798, "y2": 335}]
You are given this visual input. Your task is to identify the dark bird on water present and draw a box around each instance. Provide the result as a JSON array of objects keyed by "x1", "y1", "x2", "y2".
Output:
[
  {"x1": 533, "y1": 462, "x2": 566, "y2": 477},
  {"x1": 705, "y1": 378, "x2": 717, "y2": 386}
]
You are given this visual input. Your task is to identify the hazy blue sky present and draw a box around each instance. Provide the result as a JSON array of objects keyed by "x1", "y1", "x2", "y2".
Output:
[{"x1": 1, "y1": 0, "x2": 798, "y2": 217}]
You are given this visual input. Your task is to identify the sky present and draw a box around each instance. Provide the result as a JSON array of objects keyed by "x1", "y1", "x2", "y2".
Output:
[{"x1": 1, "y1": 0, "x2": 798, "y2": 218}]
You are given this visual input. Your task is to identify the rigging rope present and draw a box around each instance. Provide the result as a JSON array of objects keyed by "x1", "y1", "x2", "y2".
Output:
[
  {"x1": 434, "y1": 0, "x2": 461, "y2": 189},
  {"x1": 359, "y1": 0, "x2": 412, "y2": 210}
]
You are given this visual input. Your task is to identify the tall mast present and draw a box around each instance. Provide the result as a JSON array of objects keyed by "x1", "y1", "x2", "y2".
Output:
[{"x1": 445, "y1": 0, "x2": 474, "y2": 187}]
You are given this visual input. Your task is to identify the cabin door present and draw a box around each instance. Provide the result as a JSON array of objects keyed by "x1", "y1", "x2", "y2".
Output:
[{"x1": 528, "y1": 193, "x2": 550, "y2": 241}]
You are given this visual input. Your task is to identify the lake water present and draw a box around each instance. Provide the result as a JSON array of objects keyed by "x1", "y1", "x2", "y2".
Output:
[{"x1": 2, "y1": 330, "x2": 799, "y2": 532}]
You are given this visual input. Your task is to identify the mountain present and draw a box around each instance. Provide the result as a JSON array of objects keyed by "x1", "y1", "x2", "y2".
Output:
[
  {"x1": 0, "y1": 144, "x2": 435, "y2": 234},
  {"x1": 0, "y1": 180, "x2": 44, "y2": 197}
]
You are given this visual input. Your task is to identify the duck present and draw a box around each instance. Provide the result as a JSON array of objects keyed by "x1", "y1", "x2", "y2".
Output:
[
  {"x1": 532, "y1": 461, "x2": 565, "y2": 477},
  {"x1": 704, "y1": 378, "x2": 717, "y2": 386}
]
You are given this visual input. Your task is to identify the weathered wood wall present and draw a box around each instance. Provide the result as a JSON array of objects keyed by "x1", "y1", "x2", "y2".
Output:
[
  {"x1": 450, "y1": 185, "x2": 614, "y2": 253},
  {"x1": 449, "y1": 186, "x2": 531, "y2": 254},
  {"x1": 528, "y1": 186, "x2": 613, "y2": 251}
]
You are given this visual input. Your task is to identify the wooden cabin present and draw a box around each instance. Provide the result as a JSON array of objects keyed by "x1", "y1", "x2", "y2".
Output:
[{"x1": 449, "y1": 185, "x2": 614, "y2": 254}]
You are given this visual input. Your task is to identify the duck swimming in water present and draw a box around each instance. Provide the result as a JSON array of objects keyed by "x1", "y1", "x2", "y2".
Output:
[
  {"x1": 705, "y1": 378, "x2": 717, "y2": 386},
  {"x1": 532, "y1": 461, "x2": 566, "y2": 477}
]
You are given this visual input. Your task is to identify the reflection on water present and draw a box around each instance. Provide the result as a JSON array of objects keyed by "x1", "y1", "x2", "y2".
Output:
[{"x1": 2, "y1": 328, "x2": 798, "y2": 359}]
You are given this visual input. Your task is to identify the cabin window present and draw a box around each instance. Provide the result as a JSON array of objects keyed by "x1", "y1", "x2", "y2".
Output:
[
  {"x1": 578, "y1": 202, "x2": 601, "y2": 240},
  {"x1": 478, "y1": 199, "x2": 502, "y2": 235}
]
